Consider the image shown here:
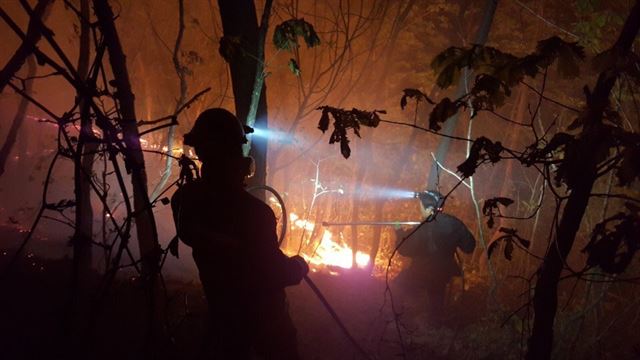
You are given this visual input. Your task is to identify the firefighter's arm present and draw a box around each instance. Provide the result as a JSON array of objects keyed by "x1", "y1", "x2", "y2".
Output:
[
  {"x1": 248, "y1": 206, "x2": 308, "y2": 288},
  {"x1": 395, "y1": 225, "x2": 421, "y2": 256},
  {"x1": 457, "y1": 223, "x2": 477, "y2": 254}
]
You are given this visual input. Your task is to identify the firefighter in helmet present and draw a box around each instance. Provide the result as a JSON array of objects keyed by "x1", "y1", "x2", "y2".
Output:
[
  {"x1": 394, "y1": 191, "x2": 476, "y2": 323},
  {"x1": 171, "y1": 108, "x2": 308, "y2": 359}
]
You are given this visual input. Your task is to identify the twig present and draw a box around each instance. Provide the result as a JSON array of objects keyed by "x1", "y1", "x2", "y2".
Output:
[
  {"x1": 137, "y1": 87, "x2": 211, "y2": 126},
  {"x1": 520, "y1": 80, "x2": 581, "y2": 113},
  {"x1": 512, "y1": 0, "x2": 580, "y2": 39},
  {"x1": 379, "y1": 119, "x2": 473, "y2": 142},
  {"x1": 430, "y1": 152, "x2": 471, "y2": 189}
]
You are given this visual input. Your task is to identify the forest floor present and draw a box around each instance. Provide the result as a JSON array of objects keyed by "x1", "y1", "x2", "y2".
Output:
[{"x1": 1, "y1": 223, "x2": 637, "y2": 360}]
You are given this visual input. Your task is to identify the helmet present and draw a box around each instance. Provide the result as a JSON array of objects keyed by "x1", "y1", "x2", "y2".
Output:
[
  {"x1": 183, "y1": 108, "x2": 248, "y2": 156},
  {"x1": 415, "y1": 190, "x2": 444, "y2": 209}
]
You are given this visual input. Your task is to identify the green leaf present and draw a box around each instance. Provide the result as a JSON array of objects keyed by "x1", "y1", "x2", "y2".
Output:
[{"x1": 288, "y1": 58, "x2": 301, "y2": 76}]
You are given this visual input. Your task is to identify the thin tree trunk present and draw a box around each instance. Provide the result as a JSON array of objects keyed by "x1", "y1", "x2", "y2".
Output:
[
  {"x1": 217, "y1": 0, "x2": 269, "y2": 194},
  {"x1": 0, "y1": 0, "x2": 53, "y2": 176},
  {"x1": 72, "y1": 0, "x2": 94, "y2": 281},
  {"x1": 93, "y1": 0, "x2": 160, "y2": 275},
  {"x1": 0, "y1": 0, "x2": 52, "y2": 95},
  {"x1": 526, "y1": 3, "x2": 640, "y2": 358},
  {"x1": 0, "y1": 57, "x2": 35, "y2": 177},
  {"x1": 427, "y1": 0, "x2": 498, "y2": 190}
]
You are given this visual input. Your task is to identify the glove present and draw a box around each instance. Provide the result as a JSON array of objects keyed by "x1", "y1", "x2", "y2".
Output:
[{"x1": 291, "y1": 255, "x2": 310, "y2": 277}]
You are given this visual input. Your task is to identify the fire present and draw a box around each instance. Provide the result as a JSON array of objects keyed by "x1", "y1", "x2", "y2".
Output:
[
  {"x1": 309, "y1": 230, "x2": 370, "y2": 269},
  {"x1": 288, "y1": 212, "x2": 370, "y2": 270}
]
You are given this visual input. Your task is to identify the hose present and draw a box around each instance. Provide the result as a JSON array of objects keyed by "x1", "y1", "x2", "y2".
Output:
[
  {"x1": 249, "y1": 184, "x2": 373, "y2": 360},
  {"x1": 246, "y1": 185, "x2": 288, "y2": 246}
]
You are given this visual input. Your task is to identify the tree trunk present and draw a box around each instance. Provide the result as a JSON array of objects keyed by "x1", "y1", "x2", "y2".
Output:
[
  {"x1": 526, "y1": 3, "x2": 640, "y2": 358},
  {"x1": 72, "y1": 0, "x2": 94, "y2": 281},
  {"x1": 217, "y1": 0, "x2": 269, "y2": 194},
  {"x1": 0, "y1": 0, "x2": 52, "y2": 176},
  {"x1": 427, "y1": 0, "x2": 498, "y2": 190},
  {"x1": 93, "y1": 0, "x2": 160, "y2": 275}
]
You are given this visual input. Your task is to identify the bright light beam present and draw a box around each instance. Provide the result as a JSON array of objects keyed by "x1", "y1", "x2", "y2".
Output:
[
  {"x1": 250, "y1": 127, "x2": 294, "y2": 143},
  {"x1": 353, "y1": 186, "x2": 417, "y2": 200}
]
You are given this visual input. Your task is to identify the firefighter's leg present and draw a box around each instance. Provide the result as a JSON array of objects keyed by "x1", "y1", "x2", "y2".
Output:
[
  {"x1": 254, "y1": 309, "x2": 301, "y2": 360},
  {"x1": 425, "y1": 277, "x2": 447, "y2": 324}
]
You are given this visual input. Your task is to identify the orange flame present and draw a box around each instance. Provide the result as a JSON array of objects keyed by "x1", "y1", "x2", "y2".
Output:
[{"x1": 288, "y1": 213, "x2": 370, "y2": 270}]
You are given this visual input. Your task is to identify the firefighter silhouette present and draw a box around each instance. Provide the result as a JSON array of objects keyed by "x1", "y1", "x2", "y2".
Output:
[
  {"x1": 171, "y1": 108, "x2": 308, "y2": 359},
  {"x1": 394, "y1": 191, "x2": 476, "y2": 323}
]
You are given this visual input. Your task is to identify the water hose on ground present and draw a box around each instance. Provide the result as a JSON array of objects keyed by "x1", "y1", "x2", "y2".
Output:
[{"x1": 247, "y1": 184, "x2": 373, "y2": 360}]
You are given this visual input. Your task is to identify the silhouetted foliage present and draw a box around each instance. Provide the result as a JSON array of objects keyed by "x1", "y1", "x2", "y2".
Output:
[
  {"x1": 316, "y1": 106, "x2": 385, "y2": 159},
  {"x1": 316, "y1": 20, "x2": 640, "y2": 357},
  {"x1": 487, "y1": 227, "x2": 530, "y2": 261},
  {"x1": 273, "y1": 18, "x2": 320, "y2": 51},
  {"x1": 584, "y1": 207, "x2": 640, "y2": 274},
  {"x1": 399, "y1": 88, "x2": 435, "y2": 110},
  {"x1": 456, "y1": 136, "x2": 503, "y2": 178},
  {"x1": 482, "y1": 197, "x2": 514, "y2": 229}
]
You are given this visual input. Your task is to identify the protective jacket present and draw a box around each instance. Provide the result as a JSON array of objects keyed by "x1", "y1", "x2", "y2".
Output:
[
  {"x1": 171, "y1": 178, "x2": 305, "y2": 358},
  {"x1": 396, "y1": 213, "x2": 476, "y2": 286}
]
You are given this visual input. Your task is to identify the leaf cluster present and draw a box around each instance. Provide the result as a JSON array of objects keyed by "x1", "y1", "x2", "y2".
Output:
[
  {"x1": 487, "y1": 227, "x2": 531, "y2": 261},
  {"x1": 273, "y1": 18, "x2": 320, "y2": 51},
  {"x1": 316, "y1": 106, "x2": 385, "y2": 159},
  {"x1": 583, "y1": 204, "x2": 640, "y2": 274},
  {"x1": 482, "y1": 197, "x2": 514, "y2": 229},
  {"x1": 457, "y1": 137, "x2": 504, "y2": 178},
  {"x1": 423, "y1": 37, "x2": 585, "y2": 129},
  {"x1": 400, "y1": 88, "x2": 435, "y2": 110},
  {"x1": 218, "y1": 35, "x2": 242, "y2": 62},
  {"x1": 431, "y1": 36, "x2": 585, "y2": 91},
  {"x1": 523, "y1": 125, "x2": 640, "y2": 189}
]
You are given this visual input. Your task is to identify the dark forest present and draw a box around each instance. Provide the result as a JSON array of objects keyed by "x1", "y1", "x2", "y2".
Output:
[{"x1": 1, "y1": 0, "x2": 639, "y2": 359}]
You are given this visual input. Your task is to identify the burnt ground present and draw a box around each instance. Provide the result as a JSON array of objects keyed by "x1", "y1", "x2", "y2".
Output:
[
  {"x1": 3, "y1": 224, "x2": 637, "y2": 360},
  {"x1": 0, "y1": 224, "x2": 518, "y2": 360}
]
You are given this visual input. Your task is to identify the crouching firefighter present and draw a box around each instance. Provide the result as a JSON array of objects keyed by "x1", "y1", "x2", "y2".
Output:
[
  {"x1": 394, "y1": 191, "x2": 476, "y2": 324},
  {"x1": 171, "y1": 108, "x2": 309, "y2": 359}
]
